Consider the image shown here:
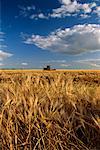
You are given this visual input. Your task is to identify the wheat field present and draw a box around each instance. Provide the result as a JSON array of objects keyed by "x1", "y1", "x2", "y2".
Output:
[{"x1": 0, "y1": 70, "x2": 100, "y2": 150}]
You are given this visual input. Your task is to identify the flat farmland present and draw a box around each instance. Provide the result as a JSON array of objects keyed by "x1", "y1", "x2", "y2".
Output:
[{"x1": 0, "y1": 70, "x2": 100, "y2": 150}]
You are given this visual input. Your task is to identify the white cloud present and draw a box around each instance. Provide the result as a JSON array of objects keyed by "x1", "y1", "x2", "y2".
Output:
[
  {"x1": 82, "y1": 4, "x2": 91, "y2": 13},
  {"x1": 0, "y1": 39, "x2": 5, "y2": 42},
  {"x1": 0, "y1": 32, "x2": 13, "y2": 61},
  {"x1": 94, "y1": 6, "x2": 100, "y2": 17},
  {"x1": 0, "y1": 63, "x2": 4, "y2": 66},
  {"x1": 60, "y1": 64, "x2": 70, "y2": 67},
  {"x1": 49, "y1": 60, "x2": 66, "y2": 63},
  {"x1": 0, "y1": 50, "x2": 13, "y2": 61},
  {"x1": 80, "y1": 14, "x2": 90, "y2": 19},
  {"x1": 89, "y1": 63, "x2": 100, "y2": 67},
  {"x1": 0, "y1": 32, "x2": 5, "y2": 35},
  {"x1": 21, "y1": 62, "x2": 28, "y2": 66},
  {"x1": 59, "y1": 0, "x2": 71, "y2": 5},
  {"x1": 19, "y1": 5, "x2": 35, "y2": 17},
  {"x1": 76, "y1": 58, "x2": 100, "y2": 68},
  {"x1": 77, "y1": 58, "x2": 100, "y2": 62},
  {"x1": 50, "y1": 2, "x2": 79, "y2": 18},
  {"x1": 30, "y1": 14, "x2": 36, "y2": 19},
  {"x1": 30, "y1": 13, "x2": 48, "y2": 19},
  {"x1": 0, "y1": 32, "x2": 5, "y2": 39},
  {"x1": 19, "y1": 0, "x2": 97, "y2": 19},
  {"x1": 38, "y1": 13, "x2": 48, "y2": 19},
  {"x1": 50, "y1": 1, "x2": 97, "y2": 18},
  {"x1": 24, "y1": 24, "x2": 100, "y2": 55},
  {"x1": 42, "y1": 60, "x2": 66, "y2": 64},
  {"x1": 0, "y1": 45, "x2": 7, "y2": 48}
]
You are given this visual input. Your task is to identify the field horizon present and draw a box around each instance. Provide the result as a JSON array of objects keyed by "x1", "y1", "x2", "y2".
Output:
[{"x1": 0, "y1": 69, "x2": 100, "y2": 72}]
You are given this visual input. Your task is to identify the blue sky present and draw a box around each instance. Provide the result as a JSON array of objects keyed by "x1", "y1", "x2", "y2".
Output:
[{"x1": 0, "y1": 0, "x2": 100, "y2": 69}]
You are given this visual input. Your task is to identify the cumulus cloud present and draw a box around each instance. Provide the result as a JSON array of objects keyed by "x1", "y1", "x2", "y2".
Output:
[
  {"x1": 0, "y1": 50, "x2": 13, "y2": 61},
  {"x1": 50, "y1": 1, "x2": 94, "y2": 18},
  {"x1": 59, "y1": 0, "x2": 71, "y2": 5},
  {"x1": 19, "y1": 0, "x2": 98, "y2": 19},
  {"x1": 24, "y1": 24, "x2": 100, "y2": 55}
]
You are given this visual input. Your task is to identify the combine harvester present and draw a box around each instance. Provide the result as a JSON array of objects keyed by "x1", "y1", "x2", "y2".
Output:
[{"x1": 43, "y1": 65, "x2": 56, "y2": 71}]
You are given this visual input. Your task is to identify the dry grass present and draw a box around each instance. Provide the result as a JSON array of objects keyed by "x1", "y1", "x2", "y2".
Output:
[{"x1": 0, "y1": 70, "x2": 100, "y2": 150}]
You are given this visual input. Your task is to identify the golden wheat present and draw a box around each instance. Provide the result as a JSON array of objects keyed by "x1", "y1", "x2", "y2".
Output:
[{"x1": 0, "y1": 70, "x2": 100, "y2": 150}]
